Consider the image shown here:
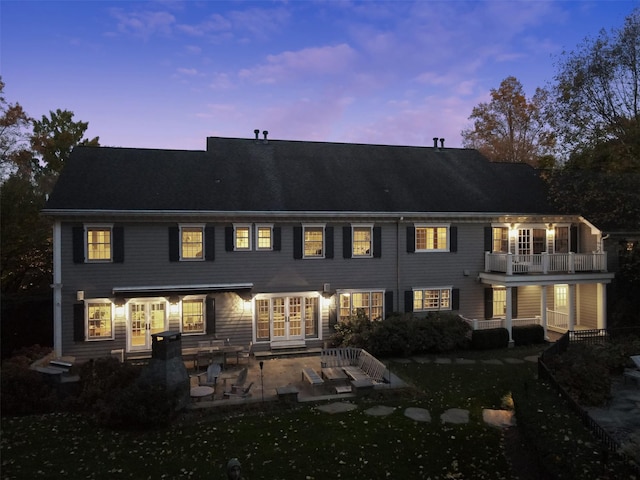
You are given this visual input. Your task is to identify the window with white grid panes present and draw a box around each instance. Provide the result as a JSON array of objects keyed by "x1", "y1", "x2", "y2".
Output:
[
  {"x1": 181, "y1": 226, "x2": 204, "y2": 260},
  {"x1": 87, "y1": 227, "x2": 112, "y2": 261},
  {"x1": 304, "y1": 226, "x2": 324, "y2": 257},
  {"x1": 256, "y1": 225, "x2": 272, "y2": 250},
  {"x1": 413, "y1": 288, "x2": 451, "y2": 311},
  {"x1": 338, "y1": 291, "x2": 383, "y2": 322},
  {"x1": 415, "y1": 226, "x2": 448, "y2": 251},
  {"x1": 235, "y1": 225, "x2": 251, "y2": 250},
  {"x1": 182, "y1": 299, "x2": 205, "y2": 333},
  {"x1": 87, "y1": 302, "x2": 113, "y2": 339},
  {"x1": 352, "y1": 226, "x2": 372, "y2": 257}
]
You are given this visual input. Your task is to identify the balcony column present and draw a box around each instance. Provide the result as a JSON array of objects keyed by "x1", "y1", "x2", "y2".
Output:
[
  {"x1": 568, "y1": 284, "x2": 576, "y2": 331},
  {"x1": 506, "y1": 286, "x2": 514, "y2": 344},
  {"x1": 540, "y1": 285, "x2": 548, "y2": 340},
  {"x1": 597, "y1": 283, "x2": 607, "y2": 329}
]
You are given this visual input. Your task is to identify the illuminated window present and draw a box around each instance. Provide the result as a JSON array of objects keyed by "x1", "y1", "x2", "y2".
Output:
[
  {"x1": 256, "y1": 299, "x2": 270, "y2": 341},
  {"x1": 352, "y1": 226, "x2": 372, "y2": 257},
  {"x1": 304, "y1": 297, "x2": 319, "y2": 338},
  {"x1": 492, "y1": 227, "x2": 509, "y2": 253},
  {"x1": 181, "y1": 226, "x2": 204, "y2": 260},
  {"x1": 416, "y1": 226, "x2": 448, "y2": 251},
  {"x1": 554, "y1": 227, "x2": 569, "y2": 253},
  {"x1": 182, "y1": 299, "x2": 205, "y2": 333},
  {"x1": 413, "y1": 288, "x2": 451, "y2": 311},
  {"x1": 87, "y1": 227, "x2": 112, "y2": 261},
  {"x1": 304, "y1": 226, "x2": 324, "y2": 257},
  {"x1": 234, "y1": 225, "x2": 251, "y2": 250},
  {"x1": 338, "y1": 290, "x2": 384, "y2": 322},
  {"x1": 255, "y1": 225, "x2": 272, "y2": 250},
  {"x1": 492, "y1": 287, "x2": 506, "y2": 317},
  {"x1": 87, "y1": 302, "x2": 113, "y2": 340}
]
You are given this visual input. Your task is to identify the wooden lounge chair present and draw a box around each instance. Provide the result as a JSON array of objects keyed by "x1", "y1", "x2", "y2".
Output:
[
  {"x1": 192, "y1": 363, "x2": 221, "y2": 388},
  {"x1": 224, "y1": 382, "x2": 253, "y2": 398}
]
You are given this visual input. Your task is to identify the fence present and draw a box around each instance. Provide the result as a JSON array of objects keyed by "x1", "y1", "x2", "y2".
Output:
[{"x1": 538, "y1": 328, "x2": 640, "y2": 472}]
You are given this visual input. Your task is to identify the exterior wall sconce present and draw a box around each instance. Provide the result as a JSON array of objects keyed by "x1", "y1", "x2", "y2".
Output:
[
  {"x1": 76, "y1": 290, "x2": 84, "y2": 301},
  {"x1": 115, "y1": 305, "x2": 125, "y2": 317}
]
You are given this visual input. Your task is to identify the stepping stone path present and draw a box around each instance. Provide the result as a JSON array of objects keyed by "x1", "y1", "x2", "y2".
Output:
[
  {"x1": 364, "y1": 405, "x2": 395, "y2": 416},
  {"x1": 441, "y1": 408, "x2": 470, "y2": 424},
  {"x1": 404, "y1": 407, "x2": 431, "y2": 422},
  {"x1": 316, "y1": 402, "x2": 358, "y2": 414},
  {"x1": 483, "y1": 409, "x2": 516, "y2": 428}
]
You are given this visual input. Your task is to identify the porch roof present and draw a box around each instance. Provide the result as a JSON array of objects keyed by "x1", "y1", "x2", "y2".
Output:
[{"x1": 111, "y1": 283, "x2": 253, "y2": 297}]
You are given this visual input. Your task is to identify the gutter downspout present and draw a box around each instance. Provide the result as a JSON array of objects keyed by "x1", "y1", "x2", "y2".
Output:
[{"x1": 397, "y1": 217, "x2": 403, "y2": 312}]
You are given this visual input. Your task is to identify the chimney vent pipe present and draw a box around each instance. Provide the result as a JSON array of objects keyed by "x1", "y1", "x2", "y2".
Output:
[
  {"x1": 440, "y1": 138, "x2": 445, "y2": 148},
  {"x1": 263, "y1": 130, "x2": 269, "y2": 143},
  {"x1": 433, "y1": 137, "x2": 439, "y2": 149},
  {"x1": 254, "y1": 129, "x2": 260, "y2": 140}
]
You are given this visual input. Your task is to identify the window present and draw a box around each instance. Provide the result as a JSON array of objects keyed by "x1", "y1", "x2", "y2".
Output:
[
  {"x1": 234, "y1": 225, "x2": 251, "y2": 250},
  {"x1": 304, "y1": 225, "x2": 324, "y2": 257},
  {"x1": 182, "y1": 298, "x2": 205, "y2": 333},
  {"x1": 256, "y1": 299, "x2": 270, "y2": 341},
  {"x1": 416, "y1": 225, "x2": 448, "y2": 251},
  {"x1": 517, "y1": 227, "x2": 548, "y2": 255},
  {"x1": 352, "y1": 226, "x2": 372, "y2": 257},
  {"x1": 256, "y1": 225, "x2": 273, "y2": 250},
  {"x1": 86, "y1": 302, "x2": 113, "y2": 340},
  {"x1": 413, "y1": 288, "x2": 451, "y2": 311},
  {"x1": 492, "y1": 287, "x2": 506, "y2": 317},
  {"x1": 554, "y1": 226, "x2": 569, "y2": 253},
  {"x1": 181, "y1": 225, "x2": 204, "y2": 260},
  {"x1": 86, "y1": 226, "x2": 112, "y2": 261},
  {"x1": 338, "y1": 290, "x2": 384, "y2": 322},
  {"x1": 492, "y1": 227, "x2": 509, "y2": 253}
]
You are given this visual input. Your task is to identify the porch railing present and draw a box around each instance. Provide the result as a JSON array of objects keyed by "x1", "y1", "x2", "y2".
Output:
[
  {"x1": 547, "y1": 309, "x2": 569, "y2": 331},
  {"x1": 484, "y1": 252, "x2": 607, "y2": 275},
  {"x1": 460, "y1": 315, "x2": 541, "y2": 330}
]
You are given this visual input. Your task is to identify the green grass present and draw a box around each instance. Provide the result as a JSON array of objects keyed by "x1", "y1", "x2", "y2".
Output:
[{"x1": 1, "y1": 345, "x2": 637, "y2": 479}]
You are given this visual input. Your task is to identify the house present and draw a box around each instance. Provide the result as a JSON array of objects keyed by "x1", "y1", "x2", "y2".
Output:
[{"x1": 42, "y1": 133, "x2": 615, "y2": 362}]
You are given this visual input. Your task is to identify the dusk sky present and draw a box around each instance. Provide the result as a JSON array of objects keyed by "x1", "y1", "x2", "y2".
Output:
[{"x1": 2, "y1": 0, "x2": 637, "y2": 151}]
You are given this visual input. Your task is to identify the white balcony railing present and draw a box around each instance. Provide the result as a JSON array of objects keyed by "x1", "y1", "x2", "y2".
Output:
[
  {"x1": 484, "y1": 252, "x2": 607, "y2": 275},
  {"x1": 460, "y1": 315, "x2": 541, "y2": 331}
]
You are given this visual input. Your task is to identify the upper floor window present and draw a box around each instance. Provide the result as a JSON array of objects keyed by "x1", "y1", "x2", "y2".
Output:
[
  {"x1": 86, "y1": 226, "x2": 112, "y2": 261},
  {"x1": 352, "y1": 226, "x2": 372, "y2": 257},
  {"x1": 338, "y1": 290, "x2": 384, "y2": 322},
  {"x1": 181, "y1": 225, "x2": 204, "y2": 260},
  {"x1": 413, "y1": 287, "x2": 451, "y2": 311},
  {"x1": 554, "y1": 226, "x2": 569, "y2": 253},
  {"x1": 304, "y1": 225, "x2": 325, "y2": 258},
  {"x1": 234, "y1": 225, "x2": 251, "y2": 250},
  {"x1": 256, "y1": 225, "x2": 273, "y2": 250},
  {"x1": 492, "y1": 227, "x2": 509, "y2": 253},
  {"x1": 415, "y1": 225, "x2": 449, "y2": 252},
  {"x1": 86, "y1": 301, "x2": 114, "y2": 340},
  {"x1": 182, "y1": 298, "x2": 205, "y2": 334}
]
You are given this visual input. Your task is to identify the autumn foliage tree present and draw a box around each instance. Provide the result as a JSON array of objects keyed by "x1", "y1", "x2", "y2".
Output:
[{"x1": 461, "y1": 76, "x2": 555, "y2": 167}]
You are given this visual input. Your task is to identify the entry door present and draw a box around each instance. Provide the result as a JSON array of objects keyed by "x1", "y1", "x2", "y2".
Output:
[
  {"x1": 271, "y1": 296, "x2": 305, "y2": 342},
  {"x1": 129, "y1": 300, "x2": 167, "y2": 351}
]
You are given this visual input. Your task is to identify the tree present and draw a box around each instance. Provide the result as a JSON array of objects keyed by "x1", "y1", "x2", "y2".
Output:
[
  {"x1": 0, "y1": 77, "x2": 32, "y2": 180},
  {"x1": 461, "y1": 76, "x2": 556, "y2": 167},
  {"x1": 30, "y1": 109, "x2": 99, "y2": 193},
  {"x1": 549, "y1": 7, "x2": 640, "y2": 168}
]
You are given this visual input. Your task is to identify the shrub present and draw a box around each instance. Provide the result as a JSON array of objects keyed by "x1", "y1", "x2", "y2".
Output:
[
  {"x1": 512, "y1": 325, "x2": 545, "y2": 346},
  {"x1": 471, "y1": 328, "x2": 509, "y2": 350},
  {"x1": 0, "y1": 359, "x2": 59, "y2": 415},
  {"x1": 73, "y1": 357, "x2": 142, "y2": 411},
  {"x1": 329, "y1": 309, "x2": 373, "y2": 348}
]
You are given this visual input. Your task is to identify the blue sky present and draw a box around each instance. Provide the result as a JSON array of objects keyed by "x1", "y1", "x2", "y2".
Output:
[{"x1": 2, "y1": 0, "x2": 637, "y2": 150}]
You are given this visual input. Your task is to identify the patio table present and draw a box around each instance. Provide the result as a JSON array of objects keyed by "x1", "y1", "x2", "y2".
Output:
[
  {"x1": 190, "y1": 385, "x2": 215, "y2": 401},
  {"x1": 182, "y1": 345, "x2": 243, "y2": 369},
  {"x1": 321, "y1": 367, "x2": 349, "y2": 383}
]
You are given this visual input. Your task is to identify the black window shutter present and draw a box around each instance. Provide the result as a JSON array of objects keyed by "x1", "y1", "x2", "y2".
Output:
[
  {"x1": 206, "y1": 296, "x2": 216, "y2": 335},
  {"x1": 570, "y1": 225, "x2": 578, "y2": 252},
  {"x1": 113, "y1": 226, "x2": 125, "y2": 263},
  {"x1": 449, "y1": 226, "x2": 457, "y2": 252},
  {"x1": 325, "y1": 226, "x2": 334, "y2": 259},
  {"x1": 484, "y1": 226, "x2": 492, "y2": 252},
  {"x1": 73, "y1": 303, "x2": 85, "y2": 342},
  {"x1": 373, "y1": 226, "x2": 382, "y2": 258},
  {"x1": 512, "y1": 288, "x2": 518, "y2": 318},
  {"x1": 384, "y1": 291, "x2": 394, "y2": 317},
  {"x1": 273, "y1": 227, "x2": 281, "y2": 251},
  {"x1": 205, "y1": 226, "x2": 215, "y2": 261},
  {"x1": 293, "y1": 226, "x2": 302, "y2": 259},
  {"x1": 484, "y1": 288, "x2": 493, "y2": 319},
  {"x1": 406, "y1": 226, "x2": 415, "y2": 253},
  {"x1": 451, "y1": 288, "x2": 460, "y2": 310},
  {"x1": 404, "y1": 290, "x2": 413, "y2": 313},
  {"x1": 169, "y1": 227, "x2": 179, "y2": 262},
  {"x1": 225, "y1": 226, "x2": 234, "y2": 252},
  {"x1": 342, "y1": 226, "x2": 352, "y2": 259},
  {"x1": 72, "y1": 226, "x2": 84, "y2": 263}
]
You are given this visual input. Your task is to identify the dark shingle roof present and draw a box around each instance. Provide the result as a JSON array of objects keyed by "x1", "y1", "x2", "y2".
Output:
[{"x1": 44, "y1": 137, "x2": 554, "y2": 214}]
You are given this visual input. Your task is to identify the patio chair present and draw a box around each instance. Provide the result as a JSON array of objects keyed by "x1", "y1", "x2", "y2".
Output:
[
  {"x1": 224, "y1": 382, "x2": 254, "y2": 398},
  {"x1": 230, "y1": 367, "x2": 248, "y2": 390},
  {"x1": 236, "y1": 341, "x2": 253, "y2": 365},
  {"x1": 192, "y1": 363, "x2": 221, "y2": 388}
]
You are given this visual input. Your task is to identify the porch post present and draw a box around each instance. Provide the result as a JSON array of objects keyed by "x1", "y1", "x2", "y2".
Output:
[
  {"x1": 568, "y1": 284, "x2": 576, "y2": 331},
  {"x1": 597, "y1": 283, "x2": 607, "y2": 329},
  {"x1": 506, "y1": 286, "x2": 513, "y2": 344},
  {"x1": 540, "y1": 285, "x2": 548, "y2": 340}
]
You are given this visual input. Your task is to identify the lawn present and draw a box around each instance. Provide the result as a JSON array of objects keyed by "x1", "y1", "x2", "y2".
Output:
[{"x1": 1, "y1": 345, "x2": 637, "y2": 479}]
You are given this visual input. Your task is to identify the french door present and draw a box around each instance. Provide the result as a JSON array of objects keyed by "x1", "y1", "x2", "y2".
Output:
[
  {"x1": 255, "y1": 295, "x2": 319, "y2": 343},
  {"x1": 129, "y1": 300, "x2": 168, "y2": 351}
]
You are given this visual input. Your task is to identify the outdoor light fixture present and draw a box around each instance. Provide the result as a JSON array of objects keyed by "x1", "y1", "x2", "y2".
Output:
[{"x1": 76, "y1": 290, "x2": 84, "y2": 301}]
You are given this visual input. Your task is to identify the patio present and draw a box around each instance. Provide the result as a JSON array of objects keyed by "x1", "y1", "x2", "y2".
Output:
[{"x1": 186, "y1": 352, "x2": 408, "y2": 408}]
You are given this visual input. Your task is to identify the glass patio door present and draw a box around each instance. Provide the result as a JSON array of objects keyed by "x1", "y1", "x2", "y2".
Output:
[
  {"x1": 271, "y1": 296, "x2": 305, "y2": 343},
  {"x1": 129, "y1": 300, "x2": 167, "y2": 351}
]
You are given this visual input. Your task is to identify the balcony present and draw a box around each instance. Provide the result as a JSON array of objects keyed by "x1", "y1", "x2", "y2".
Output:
[{"x1": 484, "y1": 252, "x2": 607, "y2": 275}]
